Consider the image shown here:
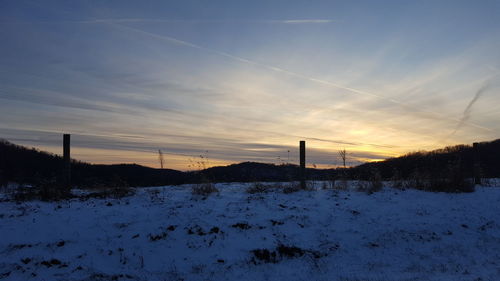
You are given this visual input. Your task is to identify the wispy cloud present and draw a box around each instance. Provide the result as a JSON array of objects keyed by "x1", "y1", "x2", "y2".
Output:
[
  {"x1": 1, "y1": 18, "x2": 336, "y2": 25},
  {"x1": 0, "y1": 127, "x2": 385, "y2": 169},
  {"x1": 110, "y1": 23, "x2": 493, "y2": 135},
  {"x1": 281, "y1": 19, "x2": 333, "y2": 24}
]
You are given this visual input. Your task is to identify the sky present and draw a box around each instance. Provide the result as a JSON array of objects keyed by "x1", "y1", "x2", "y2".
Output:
[{"x1": 1, "y1": 0, "x2": 500, "y2": 170}]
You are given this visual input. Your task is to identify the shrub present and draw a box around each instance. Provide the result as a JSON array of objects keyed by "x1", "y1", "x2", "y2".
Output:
[
  {"x1": 428, "y1": 161, "x2": 474, "y2": 193},
  {"x1": 367, "y1": 169, "x2": 383, "y2": 194},
  {"x1": 12, "y1": 178, "x2": 72, "y2": 202},
  {"x1": 334, "y1": 179, "x2": 349, "y2": 191},
  {"x1": 11, "y1": 185, "x2": 39, "y2": 201},
  {"x1": 390, "y1": 168, "x2": 404, "y2": 189},
  {"x1": 191, "y1": 183, "x2": 219, "y2": 196},
  {"x1": 480, "y1": 178, "x2": 496, "y2": 187},
  {"x1": 283, "y1": 182, "x2": 308, "y2": 194},
  {"x1": 283, "y1": 183, "x2": 301, "y2": 194},
  {"x1": 356, "y1": 168, "x2": 383, "y2": 194},
  {"x1": 79, "y1": 175, "x2": 135, "y2": 199},
  {"x1": 404, "y1": 159, "x2": 474, "y2": 193},
  {"x1": 246, "y1": 182, "x2": 271, "y2": 194},
  {"x1": 328, "y1": 176, "x2": 336, "y2": 189},
  {"x1": 83, "y1": 186, "x2": 134, "y2": 199},
  {"x1": 321, "y1": 181, "x2": 329, "y2": 190},
  {"x1": 0, "y1": 171, "x2": 7, "y2": 189},
  {"x1": 405, "y1": 168, "x2": 428, "y2": 190}
]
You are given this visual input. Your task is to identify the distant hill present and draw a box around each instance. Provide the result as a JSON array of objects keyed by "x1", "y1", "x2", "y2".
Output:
[
  {"x1": 1, "y1": 138, "x2": 500, "y2": 188},
  {"x1": 351, "y1": 139, "x2": 500, "y2": 180},
  {"x1": 0, "y1": 139, "x2": 185, "y2": 187},
  {"x1": 195, "y1": 162, "x2": 334, "y2": 183},
  {"x1": 72, "y1": 163, "x2": 186, "y2": 187},
  {"x1": 0, "y1": 139, "x2": 333, "y2": 187}
]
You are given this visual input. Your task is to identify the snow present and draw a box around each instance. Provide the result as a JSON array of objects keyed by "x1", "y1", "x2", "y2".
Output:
[{"x1": 1, "y1": 182, "x2": 500, "y2": 281}]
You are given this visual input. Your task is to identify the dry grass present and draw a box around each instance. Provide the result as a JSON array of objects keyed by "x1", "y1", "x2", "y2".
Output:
[
  {"x1": 246, "y1": 182, "x2": 274, "y2": 194},
  {"x1": 191, "y1": 183, "x2": 219, "y2": 196}
]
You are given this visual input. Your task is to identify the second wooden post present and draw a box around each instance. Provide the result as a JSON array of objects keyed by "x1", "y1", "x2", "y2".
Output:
[{"x1": 300, "y1": 140, "x2": 306, "y2": 189}]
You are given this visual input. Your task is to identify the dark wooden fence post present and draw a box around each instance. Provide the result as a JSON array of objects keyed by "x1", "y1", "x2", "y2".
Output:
[
  {"x1": 473, "y1": 142, "x2": 480, "y2": 185},
  {"x1": 63, "y1": 134, "x2": 71, "y2": 189},
  {"x1": 300, "y1": 140, "x2": 306, "y2": 189}
]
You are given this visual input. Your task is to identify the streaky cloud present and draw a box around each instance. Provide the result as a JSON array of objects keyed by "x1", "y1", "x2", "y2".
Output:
[
  {"x1": 0, "y1": 127, "x2": 390, "y2": 168},
  {"x1": 448, "y1": 80, "x2": 491, "y2": 137},
  {"x1": 304, "y1": 137, "x2": 397, "y2": 149},
  {"x1": 0, "y1": 18, "x2": 335, "y2": 25},
  {"x1": 281, "y1": 19, "x2": 333, "y2": 24},
  {"x1": 110, "y1": 23, "x2": 493, "y2": 135}
]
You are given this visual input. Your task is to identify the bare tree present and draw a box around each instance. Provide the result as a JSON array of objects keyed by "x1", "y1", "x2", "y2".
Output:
[
  {"x1": 338, "y1": 149, "x2": 346, "y2": 168},
  {"x1": 158, "y1": 149, "x2": 164, "y2": 169}
]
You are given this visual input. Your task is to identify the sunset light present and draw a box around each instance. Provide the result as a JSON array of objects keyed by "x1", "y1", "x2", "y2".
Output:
[{"x1": 1, "y1": 1, "x2": 499, "y2": 170}]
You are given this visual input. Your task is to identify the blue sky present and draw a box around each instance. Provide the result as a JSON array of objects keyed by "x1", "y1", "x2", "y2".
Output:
[{"x1": 1, "y1": 0, "x2": 500, "y2": 169}]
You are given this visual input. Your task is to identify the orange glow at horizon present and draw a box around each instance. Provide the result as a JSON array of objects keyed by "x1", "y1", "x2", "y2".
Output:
[{"x1": 21, "y1": 137, "x2": 466, "y2": 172}]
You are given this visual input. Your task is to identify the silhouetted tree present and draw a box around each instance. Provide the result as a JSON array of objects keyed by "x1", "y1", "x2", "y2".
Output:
[
  {"x1": 338, "y1": 149, "x2": 346, "y2": 168},
  {"x1": 158, "y1": 149, "x2": 164, "y2": 169}
]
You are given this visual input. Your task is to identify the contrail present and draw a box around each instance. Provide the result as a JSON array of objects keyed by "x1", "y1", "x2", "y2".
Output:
[
  {"x1": 110, "y1": 24, "x2": 393, "y2": 100},
  {"x1": 0, "y1": 18, "x2": 336, "y2": 25},
  {"x1": 280, "y1": 19, "x2": 334, "y2": 24},
  {"x1": 84, "y1": 18, "x2": 336, "y2": 24},
  {"x1": 303, "y1": 137, "x2": 396, "y2": 148},
  {"x1": 447, "y1": 80, "x2": 490, "y2": 137}
]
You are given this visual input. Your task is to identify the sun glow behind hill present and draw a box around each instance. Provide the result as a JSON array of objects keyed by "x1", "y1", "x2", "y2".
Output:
[{"x1": 3, "y1": 130, "x2": 415, "y2": 171}]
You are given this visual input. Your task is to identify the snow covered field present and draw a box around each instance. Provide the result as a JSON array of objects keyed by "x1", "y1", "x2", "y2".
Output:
[{"x1": 1, "y1": 182, "x2": 500, "y2": 281}]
